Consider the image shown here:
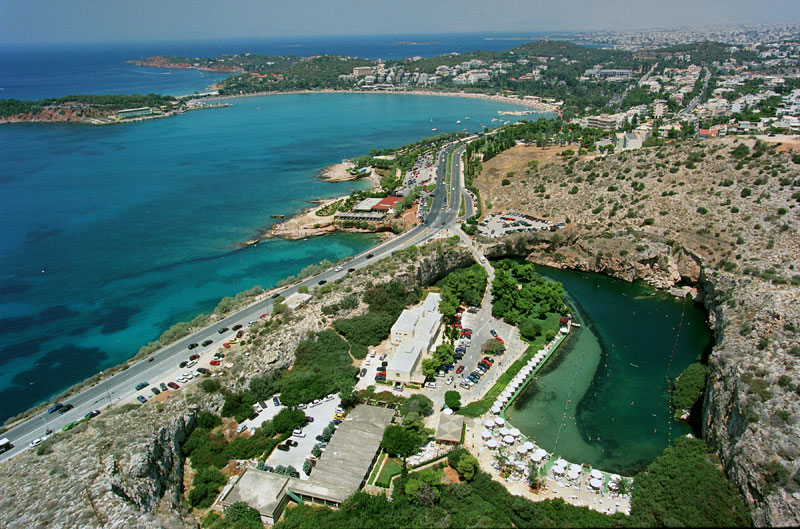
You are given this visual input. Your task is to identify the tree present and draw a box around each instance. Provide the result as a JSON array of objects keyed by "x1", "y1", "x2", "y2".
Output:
[
  {"x1": 224, "y1": 501, "x2": 262, "y2": 524},
  {"x1": 444, "y1": 390, "x2": 461, "y2": 411},
  {"x1": 303, "y1": 459, "x2": 314, "y2": 475},
  {"x1": 400, "y1": 394, "x2": 434, "y2": 417},
  {"x1": 482, "y1": 339, "x2": 506, "y2": 355},
  {"x1": 520, "y1": 320, "x2": 542, "y2": 340},
  {"x1": 422, "y1": 358, "x2": 438, "y2": 379},
  {"x1": 456, "y1": 453, "x2": 478, "y2": 481},
  {"x1": 381, "y1": 424, "x2": 424, "y2": 460},
  {"x1": 272, "y1": 408, "x2": 306, "y2": 435}
]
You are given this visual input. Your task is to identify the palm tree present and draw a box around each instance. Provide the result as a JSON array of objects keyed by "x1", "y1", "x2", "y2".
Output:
[{"x1": 494, "y1": 446, "x2": 510, "y2": 471}]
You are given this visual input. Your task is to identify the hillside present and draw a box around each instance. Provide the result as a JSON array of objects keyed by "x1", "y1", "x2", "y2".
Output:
[{"x1": 473, "y1": 136, "x2": 800, "y2": 525}]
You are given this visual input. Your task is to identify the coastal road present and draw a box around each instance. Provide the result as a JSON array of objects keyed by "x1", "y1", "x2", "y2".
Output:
[{"x1": 1, "y1": 140, "x2": 477, "y2": 462}]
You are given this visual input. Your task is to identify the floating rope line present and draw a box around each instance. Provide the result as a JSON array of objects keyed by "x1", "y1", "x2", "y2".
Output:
[
  {"x1": 664, "y1": 295, "x2": 688, "y2": 446},
  {"x1": 552, "y1": 344, "x2": 588, "y2": 454}
]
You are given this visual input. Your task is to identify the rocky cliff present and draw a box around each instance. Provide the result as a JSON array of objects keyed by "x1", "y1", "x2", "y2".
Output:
[{"x1": 474, "y1": 137, "x2": 800, "y2": 525}]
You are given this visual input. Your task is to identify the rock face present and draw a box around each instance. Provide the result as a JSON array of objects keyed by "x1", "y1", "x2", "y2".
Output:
[
  {"x1": 0, "y1": 400, "x2": 197, "y2": 528},
  {"x1": 474, "y1": 137, "x2": 800, "y2": 525}
]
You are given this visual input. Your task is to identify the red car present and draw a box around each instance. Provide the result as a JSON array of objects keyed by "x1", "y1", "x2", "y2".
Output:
[
  {"x1": 223, "y1": 342, "x2": 231, "y2": 349},
  {"x1": 232, "y1": 324, "x2": 243, "y2": 331},
  {"x1": 167, "y1": 382, "x2": 180, "y2": 390},
  {"x1": 456, "y1": 365, "x2": 465, "y2": 374},
  {"x1": 210, "y1": 359, "x2": 221, "y2": 366},
  {"x1": 189, "y1": 354, "x2": 199, "y2": 360},
  {"x1": 375, "y1": 371, "x2": 386, "y2": 378},
  {"x1": 461, "y1": 331, "x2": 472, "y2": 337},
  {"x1": 453, "y1": 322, "x2": 462, "y2": 329},
  {"x1": 495, "y1": 337, "x2": 504, "y2": 344},
  {"x1": 454, "y1": 313, "x2": 462, "y2": 319},
  {"x1": 260, "y1": 313, "x2": 267, "y2": 319},
  {"x1": 456, "y1": 307, "x2": 465, "y2": 313},
  {"x1": 236, "y1": 330, "x2": 244, "y2": 338}
]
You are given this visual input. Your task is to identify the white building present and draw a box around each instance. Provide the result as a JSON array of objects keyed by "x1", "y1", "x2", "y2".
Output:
[{"x1": 387, "y1": 293, "x2": 443, "y2": 384}]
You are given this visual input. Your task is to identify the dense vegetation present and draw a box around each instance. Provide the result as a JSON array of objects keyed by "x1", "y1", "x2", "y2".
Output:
[
  {"x1": 435, "y1": 263, "x2": 488, "y2": 318},
  {"x1": 671, "y1": 362, "x2": 708, "y2": 415},
  {"x1": 0, "y1": 93, "x2": 178, "y2": 117},
  {"x1": 333, "y1": 281, "x2": 419, "y2": 358},
  {"x1": 491, "y1": 259, "x2": 568, "y2": 325}
]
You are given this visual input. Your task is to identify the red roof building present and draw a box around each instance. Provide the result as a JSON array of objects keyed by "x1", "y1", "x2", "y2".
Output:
[{"x1": 371, "y1": 196, "x2": 404, "y2": 211}]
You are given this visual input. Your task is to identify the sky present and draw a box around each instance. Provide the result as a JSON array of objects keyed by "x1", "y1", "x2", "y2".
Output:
[{"x1": 1, "y1": 0, "x2": 799, "y2": 43}]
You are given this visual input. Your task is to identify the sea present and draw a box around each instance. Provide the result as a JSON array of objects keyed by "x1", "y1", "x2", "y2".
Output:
[{"x1": 0, "y1": 34, "x2": 550, "y2": 421}]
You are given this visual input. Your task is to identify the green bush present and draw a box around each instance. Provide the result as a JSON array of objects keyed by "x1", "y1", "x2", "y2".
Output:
[
  {"x1": 519, "y1": 320, "x2": 543, "y2": 340},
  {"x1": 444, "y1": 390, "x2": 461, "y2": 411},
  {"x1": 399, "y1": 394, "x2": 434, "y2": 417},
  {"x1": 188, "y1": 467, "x2": 227, "y2": 508},
  {"x1": 224, "y1": 501, "x2": 263, "y2": 525},
  {"x1": 201, "y1": 378, "x2": 222, "y2": 393},
  {"x1": 272, "y1": 408, "x2": 306, "y2": 435},
  {"x1": 671, "y1": 363, "x2": 707, "y2": 412}
]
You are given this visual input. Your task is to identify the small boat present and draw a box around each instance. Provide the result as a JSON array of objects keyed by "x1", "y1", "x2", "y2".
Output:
[
  {"x1": 571, "y1": 322, "x2": 581, "y2": 328},
  {"x1": 465, "y1": 116, "x2": 470, "y2": 120},
  {"x1": 432, "y1": 128, "x2": 438, "y2": 131},
  {"x1": 456, "y1": 120, "x2": 461, "y2": 124}
]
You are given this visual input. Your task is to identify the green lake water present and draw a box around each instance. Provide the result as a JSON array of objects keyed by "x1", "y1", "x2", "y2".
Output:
[{"x1": 505, "y1": 266, "x2": 712, "y2": 475}]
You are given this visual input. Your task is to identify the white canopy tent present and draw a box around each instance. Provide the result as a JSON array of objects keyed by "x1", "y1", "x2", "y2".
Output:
[
  {"x1": 555, "y1": 458, "x2": 568, "y2": 468},
  {"x1": 590, "y1": 469, "x2": 603, "y2": 480},
  {"x1": 443, "y1": 408, "x2": 453, "y2": 415},
  {"x1": 486, "y1": 439, "x2": 498, "y2": 449},
  {"x1": 495, "y1": 417, "x2": 505, "y2": 426},
  {"x1": 503, "y1": 435, "x2": 515, "y2": 444},
  {"x1": 497, "y1": 395, "x2": 508, "y2": 403},
  {"x1": 484, "y1": 419, "x2": 496, "y2": 428},
  {"x1": 481, "y1": 430, "x2": 492, "y2": 439},
  {"x1": 491, "y1": 405, "x2": 502, "y2": 415},
  {"x1": 501, "y1": 390, "x2": 513, "y2": 398},
  {"x1": 516, "y1": 444, "x2": 528, "y2": 455},
  {"x1": 569, "y1": 464, "x2": 582, "y2": 474},
  {"x1": 523, "y1": 441, "x2": 535, "y2": 451},
  {"x1": 552, "y1": 465, "x2": 565, "y2": 475},
  {"x1": 567, "y1": 468, "x2": 580, "y2": 481},
  {"x1": 589, "y1": 478, "x2": 603, "y2": 489},
  {"x1": 509, "y1": 428, "x2": 521, "y2": 437}
]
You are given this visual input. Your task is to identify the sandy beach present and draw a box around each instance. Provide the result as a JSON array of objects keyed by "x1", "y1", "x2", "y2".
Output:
[{"x1": 316, "y1": 161, "x2": 359, "y2": 182}]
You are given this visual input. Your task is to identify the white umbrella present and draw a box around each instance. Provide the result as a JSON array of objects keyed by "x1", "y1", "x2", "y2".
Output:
[
  {"x1": 533, "y1": 448, "x2": 547, "y2": 459},
  {"x1": 538, "y1": 349, "x2": 546, "y2": 354},
  {"x1": 484, "y1": 419, "x2": 496, "y2": 428},
  {"x1": 497, "y1": 395, "x2": 508, "y2": 403},
  {"x1": 569, "y1": 464, "x2": 582, "y2": 474},
  {"x1": 516, "y1": 444, "x2": 528, "y2": 454},
  {"x1": 552, "y1": 465, "x2": 565, "y2": 475},
  {"x1": 510, "y1": 381, "x2": 520, "y2": 389},
  {"x1": 481, "y1": 430, "x2": 492, "y2": 439},
  {"x1": 528, "y1": 359, "x2": 538, "y2": 366},
  {"x1": 590, "y1": 469, "x2": 603, "y2": 480},
  {"x1": 531, "y1": 452, "x2": 544, "y2": 462},
  {"x1": 555, "y1": 458, "x2": 568, "y2": 467},
  {"x1": 495, "y1": 417, "x2": 505, "y2": 426},
  {"x1": 509, "y1": 428, "x2": 521, "y2": 437},
  {"x1": 443, "y1": 408, "x2": 453, "y2": 415},
  {"x1": 486, "y1": 439, "x2": 498, "y2": 448},
  {"x1": 523, "y1": 441, "x2": 534, "y2": 451},
  {"x1": 610, "y1": 474, "x2": 621, "y2": 483},
  {"x1": 490, "y1": 405, "x2": 502, "y2": 415},
  {"x1": 608, "y1": 480, "x2": 619, "y2": 490},
  {"x1": 499, "y1": 427, "x2": 510, "y2": 436},
  {"x1": 501, "y1": 390, "x2": 513, "y2": 398},
  {"x1": 567, "y1": 468, "x2": 580, "y2": 481},
  {"x1": 589, "y1": 478, "x2": 603, "y2": 489},
  {"x1": 503, "y1": 435, "x2": 515, "y2": 444}
]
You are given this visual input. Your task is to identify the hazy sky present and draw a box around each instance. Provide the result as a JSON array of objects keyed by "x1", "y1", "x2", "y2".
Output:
[{"x1": 1, "y1": 0, "x2": 798, "y2": 43}]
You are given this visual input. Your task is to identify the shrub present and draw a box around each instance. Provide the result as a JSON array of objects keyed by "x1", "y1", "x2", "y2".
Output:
[
  {"x1": 444, "y1": 390, "x2": 461, "y2": 411},
  {"x1": 501, "y1": 179, "x2": 511, "y2": 186},
  {"x1": 671, "y1": 363, "x2": 707, "y2": 412},
  {"x1": 519, "y1": 320, "x2": 542, "y2": 340},
  {"x1": 188, "y1": 467, "x2": 227, "y2": 508},
  {"x1": 200, "y1": 378, "x2": 221, "y2": 393},
  {"x1": 225, "y1": 501, "x2": 262, "y2": 524}
]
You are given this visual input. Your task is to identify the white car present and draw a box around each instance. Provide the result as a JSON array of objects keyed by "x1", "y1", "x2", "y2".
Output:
[
  {"x1": 183, "y1": 372, "x2": 193, "y2": 380},
  {"x1": 324, "y1": 394, "x2": 336, "y2": 401},
  {"x1": 364, "y1": 358, "x2": 371, "y2": 366},
  {"x1": 292, "y1": 429, "x2": 306, "y2": 438},
  {"x1": 236, "y1": 424, "x2": 247, "y2": 434},
  {"x1": 29, "y1": 437, "x2": 45, "y2": 447},
  {"x1": 310, "y1": 399, "x2": 322, "y2": 407},
  {"x1": 446, "y1": 376, "x2": 454, "y2": 385},
  {"x1": 191, "y1": 370, "x2": 201, "y2": 378},
  {"x1": 424, "y1": 381, "x2": 437, "y2": 389},
  {"x1": 335, "y1": 407, "x2": 345, "y2": 414},
  {"x1": 334, "y1": 266, "x2": 343, "y2": 272},
  {"x1": 297, "y1": 403, "x2": 307, "y2": 409}
]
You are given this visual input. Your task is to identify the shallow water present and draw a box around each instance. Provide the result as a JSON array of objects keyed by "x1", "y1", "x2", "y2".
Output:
[
  {"x1": 506, "y1": 266, "x2": 711, "y2": 475},
  {"x1": 0, "y1": 93, "x2": 537, "y2": 421}
]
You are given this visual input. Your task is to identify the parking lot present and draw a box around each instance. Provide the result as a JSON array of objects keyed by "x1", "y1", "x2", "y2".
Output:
[
  {"x1": 263, "y1": 396, "x2": 341, "y2": 479},
  {"x1": 478, "y1": 212, "x2": 563, "y2": 239}
]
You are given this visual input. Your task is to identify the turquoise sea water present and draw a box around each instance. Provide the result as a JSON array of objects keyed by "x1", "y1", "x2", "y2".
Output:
[
  {"x1": 0, "y1": 93, "x2": 534, "y2": 420},
  {"x1": 506, "y1": 267, "x2": 712, "y2": 475}
]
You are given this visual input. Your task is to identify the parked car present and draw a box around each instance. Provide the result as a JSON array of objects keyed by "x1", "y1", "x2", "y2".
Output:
[
  {"x1": 490, "y1": 329, "x2": 497, "y2": 337},
  {"x1": 495, "y1": 337, "x2": 504, "y2": 344},
  {"x1": 334, "y1": 413, "x2": 345, "y2": 420},
  {"x1": 201, "y1": 339, "x2": 213, "y2": 346},
  {"x1": 456, "y1": 365, "x2": 465, "y2": 374},
  {"x1": 277, "y1": 443, "x2": 291, "y2": 452},
  {"x1": 297, "y1": 402, "x2": 307, "y2": 409},
  {"x1": 236, "y1": 330, "x2": 244, "y2": 338},
  {"x1": 179, "y1": 361, "x2": 188, "y2": 368},
  {"x1": 218, "y1": 327, "x2": 229, "y2": 334},
  {"x1": 286, "y1": 440, "x2": 298, "y2": 447},
  {"x1": 151, "y1": 387, "x2": 160, "y2": 395},
  {"x1": 360, "y1": 368, "x2": 367, "y2": 377},
  {"x1": 232, "y1": 324, "x2": 243, "y2": 331},
  {"x1": 135, "y1": 382, "x2": 149, "y2": 391},
  {"x1": 189, "y1": 353, "x2": 199, "y2": 360},
  {"x1": 197, "y1": 367, "x2": 209, "y2": 374},
  {"x1": 210, "y1": 359, "x2": 221, "y2": 366},
  {"x1": 236, "y1": 424, "x2": 247, "y2": 434},
  {"x1": 57, "y1": 404, "x2": 74, "y2": 415},
  {"x1": 160, "y1": 382, "x2": 168, "y2": 391},
  {"x1": 137, "y1": 395, "x2": 147, "y2": 404},
  {"x1": 273, "y1": 396, "x2": 280, "y2": 407},
  {"x1": 47, "y1": 402, "x2": 64, "y2": 414},
  {"x1": 292, "y1": 429, "x2": 306, "y2": 438},
  {"x1": 325, "y1": 394, "x2": 336, "y2": 401},
  {"x1": 167, "y1": 382, "x2": 180, "y2": 390},
  {"x1": 311, "y1": 399, "x2": 322, "y2": 407},
  {"x1": 187, "y1": 343, "x2": 198, "y2": 349},
  {"x1": 315, "y1": 435, "x2": 325, "y2": 442},
  {"x1": 223, "y1": 342, "x2": 231, "y2": 349},
  {"x1": 62, "y1": 421, "x2": 79, "y2": 431},
  {"x1": 446, "y1": 376, "x2": 454, "y2": 385}
]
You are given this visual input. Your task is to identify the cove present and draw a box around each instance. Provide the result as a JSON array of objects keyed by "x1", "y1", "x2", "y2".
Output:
[{"x1": 506, "y1": 266, "x2": 712, "y2": 475}]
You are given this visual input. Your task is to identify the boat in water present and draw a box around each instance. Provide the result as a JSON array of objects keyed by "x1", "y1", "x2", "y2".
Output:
[
  {"x1": 431, "y1": 128, "x2": 438, "y2": 131},
  {"x1": 456, "y1": 120, "x2": 461, "y2": 124}
]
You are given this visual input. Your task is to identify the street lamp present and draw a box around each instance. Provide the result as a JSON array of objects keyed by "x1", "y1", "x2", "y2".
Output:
[{"x1": 99, "y1": 371, "x2": 112, "y2": 407}]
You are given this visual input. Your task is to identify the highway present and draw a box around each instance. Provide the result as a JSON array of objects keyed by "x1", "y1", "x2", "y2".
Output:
[{"x1": 0, "y1": 140, "x2": 476, "y2": 462}]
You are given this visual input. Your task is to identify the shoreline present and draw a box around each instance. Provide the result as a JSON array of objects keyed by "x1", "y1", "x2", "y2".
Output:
[{"x1": 198, "y1": 87, "x2": 561, "y2": 113}]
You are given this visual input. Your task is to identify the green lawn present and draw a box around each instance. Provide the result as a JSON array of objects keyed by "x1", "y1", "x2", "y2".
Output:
[
  {"x1": 368, "y1": 453, "x2": 387, "y2": 486},
  {"x1": 375, "y1": 457, "x2": 403, "y2": 488}
]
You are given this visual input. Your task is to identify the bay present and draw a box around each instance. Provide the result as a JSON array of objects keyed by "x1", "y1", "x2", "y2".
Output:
[
  {"x1": 505, "y1": 266, "x2": 712, "y2": 475},
  {"x1": 0, "y1": 92, "x2": 534, "y2": 421}
]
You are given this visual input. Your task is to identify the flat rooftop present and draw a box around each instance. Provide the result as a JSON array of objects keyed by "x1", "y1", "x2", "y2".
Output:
[
  {"x1": 309, "y1": 405, "x2": 395, "y2": 502},
  {"x1": 220, "y1": 469, "x2": 290, "y2": 518}
]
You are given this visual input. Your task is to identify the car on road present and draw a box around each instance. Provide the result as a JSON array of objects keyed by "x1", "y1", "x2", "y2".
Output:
[
  {"x1": 218, "y1": 327, "x2": 229, "y2": 334},
  {"x1": 62, "y1": 421, "x2": 79, "y2": 432},
  {"x1": 201, "y1": 339, "x2": 213, "y2": 346},
  {"x1": 167, "y1": 382, "x2": 180, "y2": 390},
  {"x1": 271, "y1": 293, "x2": 281, "y2": 299},
  {"x1": 150, "y1": 387, "x2": 160, "y2": 395},
  {"x1": 366, "y1": 253, "x2": 374, "y2": 259},
  {"x1": 348, "y1": 268, "x2": 356, "y2": 273},
  {"x1": 490, "y1": 329, "x2": 497, "y2": 337},
  {"x1": 318, "y1": 279, "x2": 327, "y2": 285},
  {"x1": 160, "y1": 383, "x2": 168, "y2": 391},
  {"x1": 29, "y1": 437, "x2": 45, "y2": 447},
  {"x1": 57, "y1": 404, "x2": 74, "y2": 415},
  {"x1": 210, "y1": 359, "x2": 221, "y2": 366},
  {"x1": 137, "y1": 395, "x2": 147, "y2": 403},
  {"x1": 187, "y1": 343, "x2": 198, "y2": 349},
  {"x1": 85, "y1": 410, "x2": 101, "y2": 419},
  {"x1": 189, "y1": 353, "x2": 199, "y2": 360},
  {"x1": 334, "y1": 266, "x2": 343, "y2": 272},
  {"x1": 47, "y1": 402, "x2": 64, "y2": 414},
  {"x1": 232, "y1": 324, "x2": 242, "y2": 331},
  {"x1": 135, "y1": 382, "x2": 149, "y2": 391},
  {"x1": 456, "y1": 365, "x2": 465, "y2": 374}
]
